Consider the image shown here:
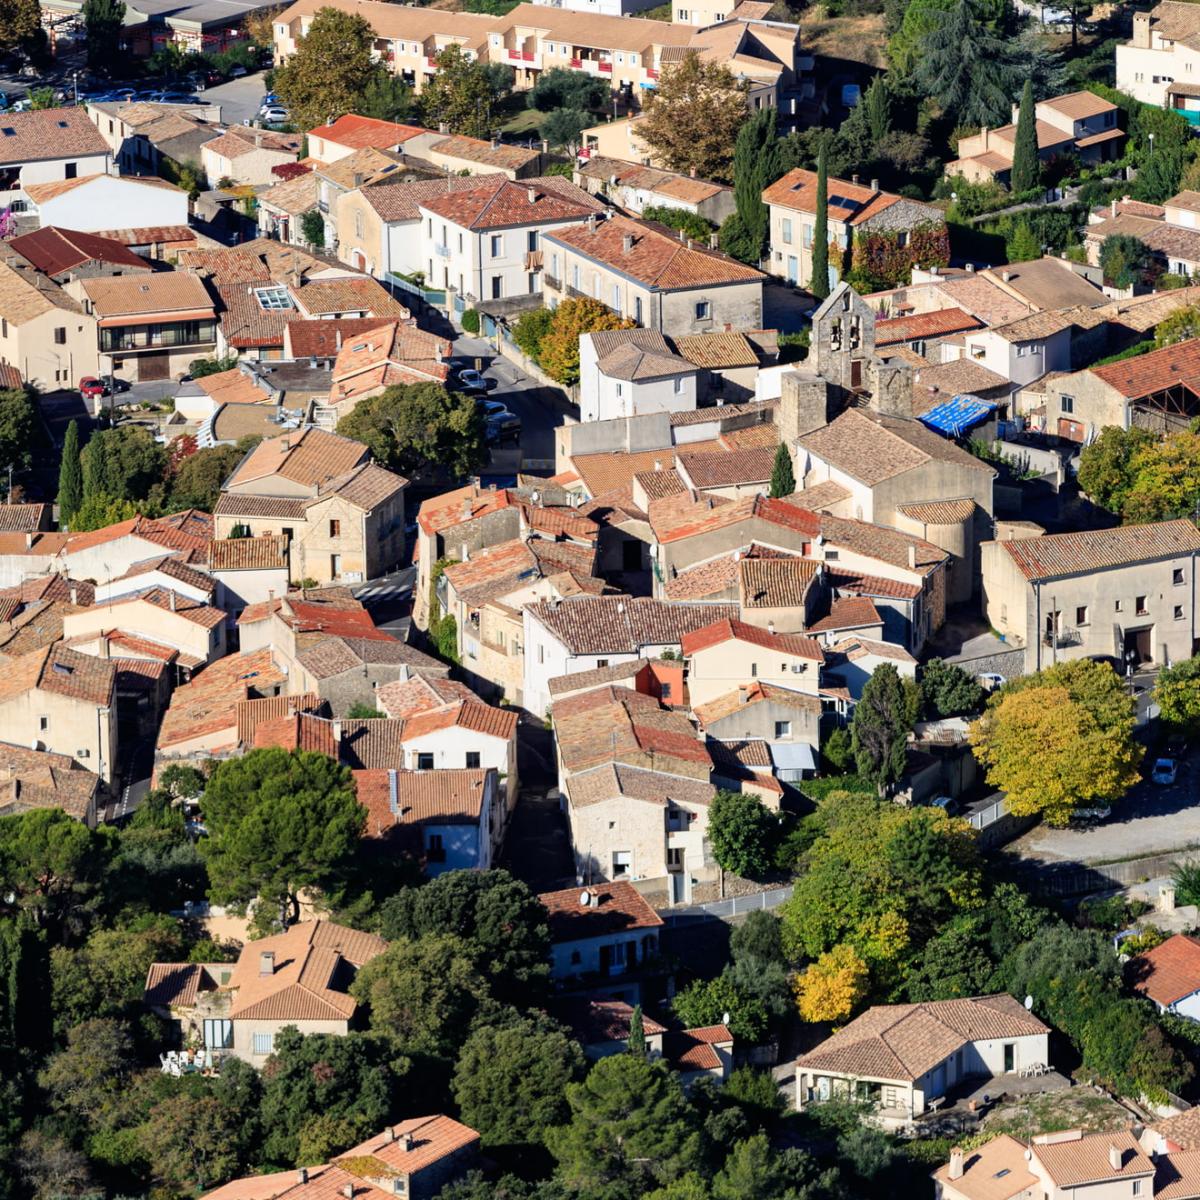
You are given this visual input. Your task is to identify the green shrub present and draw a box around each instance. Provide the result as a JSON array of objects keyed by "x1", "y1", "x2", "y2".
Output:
[{"x1": 461, "y1": 308, "x2": 481, "y2": 335}]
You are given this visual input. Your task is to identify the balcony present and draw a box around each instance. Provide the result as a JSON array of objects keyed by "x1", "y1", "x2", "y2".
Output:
[
  {"x1": 434, "y1": 243, "x2": 451, "y2": 258},
  {"x1": 543, "y1": 273, "x2": 562, "y2": 291}
]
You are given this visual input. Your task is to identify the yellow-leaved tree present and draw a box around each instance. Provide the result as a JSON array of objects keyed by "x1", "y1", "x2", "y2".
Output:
[
  {"x1": 537, "y1": 298, "x2": 636, "y2": 386},
  {"x1": 969, "y1": 660, "x2": 1143, "y2": 825},
  {"x1": 794, "y1": 943, "x2": 869, "y2": 1023}
]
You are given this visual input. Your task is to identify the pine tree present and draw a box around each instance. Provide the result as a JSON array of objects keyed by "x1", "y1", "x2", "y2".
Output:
[
  {"x1": 627, "y1": 1004, "x2": 646, "y2": 1056},
  {"x1": 57, "y1": 420, "x2": 82, "y2": 530},
  {"x1": 1011, "y1": 79, "x2": 1039, "y2": 194},
  {"x1": 810, "y1": 137, "x2": 830, "y2": 301},
  {"x1": 769, "y1": 442, "x2": 795, "y2": 498}
]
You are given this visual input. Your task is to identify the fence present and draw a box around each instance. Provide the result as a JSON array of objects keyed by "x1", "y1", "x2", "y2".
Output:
[
  {"x1": 660, "y1": 884, "x2": 794, "y2": 922},
  {"x1": 388, "y1": 274, "x2": 447, "y2": 307},
  {"x1": 1005, "y1": 847, "x2": 1200, "y2": 898}
]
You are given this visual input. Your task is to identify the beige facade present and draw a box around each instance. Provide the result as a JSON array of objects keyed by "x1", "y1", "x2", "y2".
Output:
[
  {"x1": 685, "y1": 633, "x2": 822, "y2": 707},
  {"x1": 982, "y1": 522, "x2": 1200, "y2": 672},
  {"x1": 581, "y1": 116, "x2": 658, "y2": 166},
  {"x1": 0, "y1": 265, "x2": 99, "y2": 391},
  {"x1": 336, "y1": 187, "x2": 388, "y2": 277},
  {"x1": 201, "y1": 137, "x2": 297, "y2": 187},
  {"x1": 62, "y1": 597, "x2": 225, "y2": 667}
]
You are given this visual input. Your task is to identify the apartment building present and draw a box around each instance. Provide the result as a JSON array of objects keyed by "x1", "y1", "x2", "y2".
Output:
[
  {"x1": 543, "y1": 213, "x2": 764, "y2": 334},
  {"x1": 417, "y1": 176, "x2": 604, "y2": 305}
]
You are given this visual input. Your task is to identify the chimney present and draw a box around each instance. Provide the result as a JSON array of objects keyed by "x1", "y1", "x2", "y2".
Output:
[
  {"x1": 98, "y1": 634, "x2": 110, "y2": 660},
  {"x1": 400, "y1": 1133, "x2": 413, "y2": 1151},
  {"x1": 653, "y1": 459, "x2": 662, "y2": 471},
  {"x1": 1002, "y1": 270, "x2": 1012, "y2": 282},
  {"x1": 353, "y1": 172, "x2": 363, "y2": 187},
  {"x1": 384, "y1": 1128, "x2": 396, "y2": 1143},
  {"x1": 491, "y1": 134, "x2": 500, "y2": 148},
  {"x1": 255, "y1": 131, "x2": 262, "y2": 147},
  {"x1": 332, "y1": 720, "x2": 342, "y2": 743},
  {"x1": 388, "y1": 768, "x2": 399, "y2": 814},
  {"x1": 851, "y1": 173, "x2": 859, "y2": 184},
  {"x1": 336, "y1": 329, "x2": 343, "y2": 350},
  {"x1": 527, "y1": 186, "x2": 537, "y2": 204},
  {"x1": 930, "y1": 264, "x2": 939, "y2": 276},
  {"x1": 980, "y1": 125, "x2": 989, "y2": 150},
  {"x1": 1109, "y1": 1145, "x2": 1122, "y2": 1171},
  {"x1": 298, "y1": 1169, "x2": 308, "y2": 1184},
  {"x1": 342, "y1": 1187, "x2": 354, "y2": 1200},
  {"x1": 587, "y1": 214, "x2": 597, "y2": 234},
  {"x1": 1161, "y1": 884, "x2": 1177, "y2": 913},
  {"x1": 23, "y1": 532, "x2": 31, "y2": 549},
  {"x1": 677, "y1": 228, "x2": 685, "y2": 242},
  {"x1": 622, "y1": 234, "x2": 633, "y2": 253},
  {"x1": 738, "y1": 685, "x2": 749, "y2": 704},
  {"x1": 1111, "y1": 197, "x2": 1118, "y2": 218},
  {"x1": 687, "y1": 238, "x2": 694, "y2": 250},
  {"x1": 169, "y1": 590, "x2": 177, "y2": 612},
  {"x1": 966, "y1": 262, "x2": 975, "y2": 273},
  {"x1": 69, "y1": 586, "x2": 77, "y2": 605},
  {"x1": 907, "y1": 544, "x2": 917, "y2": 569},
  {"x1": 870, "y1": 178, "x2": 879, "y2": 192},
  {"x1": 260, "y1": 950, "x2": 275, "y2": 976},
  {"x1": 767, "y1": 620, "x2": 775, "y2": 635},
  {"x1": 948, "y1": 1148, "x2": 964, "y2": 1182},
  {"x1": 709, "y1": 233, "x2": 718, "y2": 249}
]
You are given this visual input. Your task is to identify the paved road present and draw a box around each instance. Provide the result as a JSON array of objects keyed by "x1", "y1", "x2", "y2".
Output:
[
  {"x1": 354, "y1": 565, "x2": 416, "y2": 642},
  {"x1": 451, "y1": 333, "x2": 567, "y2": 473},
  {"x1": 1009, "y1": 748, "x2": 1198, "y2": 865}
]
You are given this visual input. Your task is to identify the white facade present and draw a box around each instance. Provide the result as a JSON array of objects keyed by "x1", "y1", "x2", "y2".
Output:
[
  {"x1": 958, "y1": 327, "x2": 1072, "y2": 391},
  {"x1": 212, "y1": 567, "x2": 291, "y2": 622},
  {"x1": 417, "y1": 206, "x2": 558, "y2": 304},
  {"x1": 60, "y1": 533, "x2": 183, "y2": 585},
  {"x1": 522, "y1": 614, "x2": 641, "y2": 719},
  {"x1": 420, "y1": 771, "x2": 499, "y2": 876},
  {"x1": 1116, "y1": 9, "x2": 1200, "y2": 106},
  {"x1": 532, "y1": 0, "x2": 664, "y2": 16},
  {"x1": 8, "y1": 153, "x2": 112, "y2": 210},
  {"x1": 578, "y1": 334, "x2": 698, "y2": 423},
  {"x1": 29, "y1": 174, "x2": 187, "y2": 235},
  {"x1": 94, "y1": 568, "x2": 212, "y2": 606}
]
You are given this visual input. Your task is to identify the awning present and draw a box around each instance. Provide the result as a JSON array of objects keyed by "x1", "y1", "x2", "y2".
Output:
[
  {"x1": 767, "y1": 742, "x2": 816, "y2": 771},
  {"x1": 97, "y1": 309, "x2": 215, "y2": 327},
  {"x1": 918, "y1": 393, "x2": 997, "y2": 437},
  {"x1": 1076, "y1": 127, "x2": 1126, "y2": 149}
]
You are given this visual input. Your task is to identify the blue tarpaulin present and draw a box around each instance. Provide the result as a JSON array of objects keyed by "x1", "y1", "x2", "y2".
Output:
[{"x1": 918, "y1": 393, "x2": 998, "y2": 438}]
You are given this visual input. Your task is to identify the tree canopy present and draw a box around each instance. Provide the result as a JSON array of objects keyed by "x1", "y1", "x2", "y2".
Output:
[
  {"x1": 706, "y1": 790, "x2": 775, "y2": 879},
  {"x1": 528, "y1": 67, "x2": 608, "y2": 113},
  {"x1": 850, "y1": 663, "x2": 918, "y2": 792},
  {"x1": 336, "y1": 381, "x2": 487, "y2": 480},
  {"x1": 419, "y1": 44, "x2": 495, "y2": 139},
  {"x1": 969, "y1": 660, "x2": 1143, "y2": 824},
  {"x1": 274, "y1": 8, "x2": 380, "y2": 132},
  {"x1": 638, "y1": 51, "x2": 748, "y2": 182},
  {"x1": 1155, "y1": 654, "x2": 1200, "y2": 734},
  {"x1": 537, "y1": 298, "x2": 636, "y2": 385},
  {"x1": 80, "y1": 425, "x2": 166, "y2": 506},
  {"x1": 200, "y1": 748, "x2": 365, "y2": 927}
]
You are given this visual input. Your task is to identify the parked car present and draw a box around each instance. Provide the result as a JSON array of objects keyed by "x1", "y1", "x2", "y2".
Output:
[
  {"x1": 103, "y1": 374, "x2": 131, "y2": 394},
  {"x1": 1086, "y1": 654, "x2": 1126, "y2": 675},
  {"x1": 841, "y1": 83, "x2": 861, "y2": 107},
  {"x1": 459, "y1": 369, "x2": 493, "y2": 393},
  {"x1": 260, "y1": 107, "x2": 289, "y2": 125},
  {"x1": 977, "y1": 673, "x2": 1007, "y2": 690},
  {"x1": 482, "y1": 401, "x2": 520, "y2": 443},
  {"x1": 228, "y1": 65, "x2": 248, "y2": 78},
  {"x1": 929, "y1": 796, "x2": 957, "y2": 814},
  {"x1": 1152, "y1": 758, "x2": 1179, "y2": 785},
  {"x1": 79, "y1": 376, "x2": 106, "y2": 399}
]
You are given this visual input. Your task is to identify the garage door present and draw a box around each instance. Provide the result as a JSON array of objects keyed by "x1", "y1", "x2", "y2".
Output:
[{"x1": 138, "y1": 352, "x2": 169, "y2": 381}]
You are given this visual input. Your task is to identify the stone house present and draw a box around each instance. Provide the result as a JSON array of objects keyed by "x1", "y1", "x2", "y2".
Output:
[
  {"x1": 542, "y1": 212, "x2": 765, "y2": 335},
  {"x1": 797, "y1": 994, "x2": 1050, "y2": 1125},
  {"x1": 821, "y1": 636, "x2": 918, "y2": 700},
  {"x1": 694, "y1": 681, "x2": 821, "y2": 781},
  {"x1": 0, "y1": 259, "x2": 99, "y2": 391},
  {"x1": 982, "y1": 518, "x2": 1200, "y2": 671},
  {"x1": 0, "y1": 739, "x2": 102, "y2": 826},
  {"x1": 522, "y1": 596, "x2": 738, "y2": 718},
  {"x1": 956, "y1": 310, "x2": 1074, "y2": 396},
  {"x1": 213, "y1": 427, "x2": 408, "y2": 586},
  {"x1": 0, "y1": 644, "x2": 116, "y2": 784},
  {"x1": 576, "y1": 156, "x2": 736, "y2": 227},
  {"x1": 200, "y1": 128, "x2": 299, "y2": 187},
  {"x1": 207, "y1": 536, "x2": 291, "y2": 625},
  {"x1": 144, "y1": 921, "x2": 386, "y2": 1065},
  {"x1": 763, "y1": 168, "x2": 946, "y2": 289}
]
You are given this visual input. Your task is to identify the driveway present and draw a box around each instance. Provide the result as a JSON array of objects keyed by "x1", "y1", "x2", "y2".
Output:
[{"x1": 1008, "y1": 751, "x2": 1199, "y2": 865}]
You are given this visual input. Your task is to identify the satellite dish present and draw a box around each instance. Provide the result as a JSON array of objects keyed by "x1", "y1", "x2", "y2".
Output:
[
  {"x1": 578, "y1": 890, "x2": 591, "y2": 908},
  {"x1": 1024, "y1": 995, "x2": 1034, "y2": 1010}
]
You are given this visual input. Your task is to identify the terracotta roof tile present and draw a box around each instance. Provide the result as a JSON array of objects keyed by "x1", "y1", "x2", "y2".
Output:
[
  {"x1": 538, "y1": 880, "x2": 664, "y2": 941},
  {"x1": 1002, "y1": 519, "x2": 1200, "y2": 580},
  {"x1": 676, "y1": 446, "x2": 776, "y2": 490},
  {"x1": 1034, "y1": 1131, "x2": 1152, "y2": 1188},
  {"x1": 0, "y1": 107, "x2": 110, "y2": 164},
  {"x1": 681, "y1": 616, "x2": 824, "y2": 661},
  {"x1": 547, "y1": 658, "x2": 646, "y2": 696},
  {"x1": 665, "y1": 1024, "x2": 732, "y2": 1071},
  {"x1": 672, "y1": 331, "x2": 759, "y2": 368},
  {"x1": 545, "y1": 213, "x2": 763, "y2": 290},
  {"x1": 1091, "y1": 336, "x2": 1200, "y2": 399},
  {"x1": 897, "y1": 498, "x2": 977, "y2": 524},
  {"x1": 1130, "y1": 933, "x2": 1200, "y2": 1007},
  {"x1": 361, "y1": 172, "x2": 508, "y2": 223},
  {"x1": 354, "y1": 767, "x2": 491, "y2": 833},
  {"x1": 738, "y1": 556, "x2": 819, "y2": 608},
  {"x1": 420, "y1": 174, "x2": 603, "y2": 230},
  {"x1": 876, "y1": 307, "x2": 983, "y2": 345},
  {"x1": 209, "y1": 535, "x2": 290, "y2": 571},
  {"x1": 144, "y1": 962, "x2": 204, "y2": 1008},
  {"x1": 158, "y1": 649, "x2": 287, "y2": 750},
  {"x1": 930, "y1": 1134, "x2": 1039, "y2": 1200},
  {"x1": 528, "y1": 596, "x2": 739, "y2": 655},
  {"x1": 694, "y1": 681, "x2": 821, "y2": 727},
  {"x1": 764, "y1": 168, "x2": 934, "y2": 225},
  {"x1": 553, "y1": 997, "x2": 667, "y2": 1044},
  {"x1": 566, "y1": 762, "x2": 714, "y2": 808},
  {"x1": 429, "y1": 134, "x2": 539, "y2": 171},
  {"x1": 235, "y1": 693, "x2": 321, "y2": 746},
  {"x1": 226, "y1": 427, "x2": 367, "y2": 491},
  {"x1": 806, "y1": 596, "x2": 882, "y2": 633},
  {"x1": 310, "y1": 114, "x2": 427, "y2": 151}
]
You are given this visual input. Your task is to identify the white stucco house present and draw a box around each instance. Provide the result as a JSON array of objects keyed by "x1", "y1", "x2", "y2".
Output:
[
  {"x1": 578, "y1": 329, "x2": 698, "y2": 423},
  {"x1": 796, "y1": 995, "x2": 1050, "y2": 1126},
  {"x1": 1130, "y1": 933, "x2": 1200, "y2": 1020}
]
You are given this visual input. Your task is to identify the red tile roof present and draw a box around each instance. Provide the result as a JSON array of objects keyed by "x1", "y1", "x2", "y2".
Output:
[
  {"x1": 1001, "y1": 519, "x2": 1200, "y2": 581},
  {"x1": 538, "y1": 880, "x2": 664, "y2": 942},
  {"x1": 1131, "y1": 933, "x2": 1200, "y2": 1008},
  {"x1": 764, "y1": 168, "x2": 926, "y2": 225},
  {"x1": 10, "y1": 226, "x2": 149, "y2": 274},
  {"x1": 681, "y1": 616, "x2": 824, "y2": 661},
  {"x1": 875, "y1": 307, "x2": 983, "y2": 345},
  {"x1": 309, "y1": 113, "x2": 427, "y2": 151},
  {"x1": 1090, "y1": 336, "x2": 1200, "y2": 399},
  {"x1": 419, "y1": 175, "x2": 603, "y2": 230}
]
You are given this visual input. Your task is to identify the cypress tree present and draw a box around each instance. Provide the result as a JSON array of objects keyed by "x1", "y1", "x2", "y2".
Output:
[
  {"x1": 627, "y1": 1003, "x2": 647, "y2": 1056},
  {"x1": 731, "y1": 108, "x2": 779, "y2": 263},
  {"x1": 850, "y1": 663, "x2": 913, "y2": 795},
  {"x1": 57, "y1": 420, "x2": 82, "y2": 529},
  {"x1": 810, "y1": 137, "x2": 830, "y2": 300},
  {"x1": 1011, "y1": 79, "x2": 1039, "y2": 194},
  {"x1": 769, "y1": 442, "x2": 795, "y2": 498}
]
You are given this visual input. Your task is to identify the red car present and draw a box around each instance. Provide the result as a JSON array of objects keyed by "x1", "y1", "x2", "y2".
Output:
[{"x1": 79, "y1": 376, "x2": 106, "y2": 399}]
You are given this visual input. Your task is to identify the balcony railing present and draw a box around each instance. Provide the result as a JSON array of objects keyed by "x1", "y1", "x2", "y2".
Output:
[
  {"x1": 543, "y1": 274, "x2": 562, "y2": 290},
  {"x1": 434, "y1": 243, "x2": 451, "y2": 258},
  {"x1": 599, "y1": 61, "x2": 612, "y2": 73}
]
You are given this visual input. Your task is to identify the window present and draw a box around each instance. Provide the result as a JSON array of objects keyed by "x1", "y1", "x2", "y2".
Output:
[
  {"x1": 281, "y1": 527, "x2": 293, "y2": 540},
  {"x1": 64, "y1": 162, "x2": 76, "y2": 180},
  {"x1": 1134, "y1": 1181, "x2": 1143, "y2": 1196},
  {"x1": 1175, "y1": 568, "x2": 1185, "y2": 585},
  {"x1": 38, "y1": 716, "x2": 48, "y2": 731},
  {"x1": 1137, "y1": 595, "x2": 1149, "y2": 615},
  {"x1": 457, "y1": 231, "x2": 463, "y2": 252},
  {"x1": 673, "y1": 378, "x2": 683, "y2": 394},
  {"x1": 572, "y1": 264, "x2": 581, "y2": 289},
  {"x1": 781, "y1": 218, "x2": 792, "y2": 244},
  {"x1": 634, "y1": 296, "x2": 643, "y2": 324},
  {"x1": 329, "y1": 519, "x2": 340, "y2": 537},
  {"x1": 695, "y1": 300, "x2": 711, "y2": 320},
  {"x1": 417, "y1": 752, "x2": 434, "y2": 770},
  {"x1": 527, "y1": 229, "x2": 538, "y2": 252},
  {"x1": 426, "y1": 833, "x2": 445, "y2": 862},
  {"x1": 252, "y1": 1033, "x2": 274, "y2": 1056},
  {"x1": 615, "y1": 383, "x2": 623, "y2": 397},
  {"x1": 896, "y1": 230, "x2": 908, "y2": 248},
  {"x1": 203, "y1": 1018, "x2": 233, "y2": 1049},
  {"x1": 750, "y1": 662, "x2": 757, "y2": 677},
  {"x1": 490, "y1": 234, "x2": 502, "y2": 257},
  {"x1": 330, "y1": 553, "x2": 341, "y2": 577},
  {"x1": 667, "y1": 847, "x2": 684, "y2": 869},
  {"x1": 1, "y1": 319, "x2": 6, "y2": 337},
  {"x1": 1060, "y1": 394, "x2": 1074, "y2": 414},
  {"x1": 354, "y1": 211, "x2": 363, "y2": 238},
  {"x1": 1115, "y1": 599, "x2": 1124, "y2": 612},
  {"x1": 466, "y1": 751, "x2": 481, "y2": 769},
  {"x1": 612, "y1": 283, "x2": 621, "y2": 314},
  {"x1": 612, "y1": 851, "x2": 631, "y2": 876},
  {"x1": 660, "y1": 681, "x2": 672, "y2": 700},
  {"x1": 537, "y1": 645, "x2": 544, "y2": 664},
  {"x1": 53, "y1": 327, "x2": 65, "y2": 345},
  {"x1": 802, "y1": 223, "x2": 812, "y2": 248},
  {"x1": 597, "y1": 658, "x2": 609, "y2": 668},
  {"x1": 254, "y1": 286, "x2": 293, "y2": 311},
  {"x1": 774, "y1": 720, "x2": 791, "y2": 738},
  {"x1": 1076, "y1": 605, "x2": 1089, "y2": 625},
  {"x1": 1177, "y1": 605, "x2": 1186, "y2": 620},
  {"x1": 491, "y1": 275, "x2": 503, "y2": 299}
]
